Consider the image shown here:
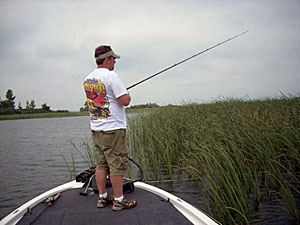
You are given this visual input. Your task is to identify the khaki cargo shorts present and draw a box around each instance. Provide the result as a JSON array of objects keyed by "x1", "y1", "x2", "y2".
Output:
[{"x1": 92, "y1": 129, "x2": 128, "y2": 176}]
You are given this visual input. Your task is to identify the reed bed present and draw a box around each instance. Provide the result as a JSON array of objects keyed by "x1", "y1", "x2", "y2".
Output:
[{"x1": 128, "y1": 97, "x2": 300, "y2": 224}]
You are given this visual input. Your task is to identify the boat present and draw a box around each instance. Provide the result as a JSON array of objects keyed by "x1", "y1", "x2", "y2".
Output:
[{"x1": 0, "y1": 164, "x2": 221, "y2": 225}]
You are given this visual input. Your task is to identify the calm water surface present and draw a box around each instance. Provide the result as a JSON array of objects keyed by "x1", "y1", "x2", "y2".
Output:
[{"x1": 0, "y1": 116, "x2": 297, "y2": 224}]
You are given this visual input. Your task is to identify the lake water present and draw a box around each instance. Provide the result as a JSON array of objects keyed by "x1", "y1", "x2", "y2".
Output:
[{"x1": 0, "y1": 116, "x2": 297, "y2": 224}]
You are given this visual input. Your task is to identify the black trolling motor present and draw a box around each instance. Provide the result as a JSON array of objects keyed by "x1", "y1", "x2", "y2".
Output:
[{"x1": 127, "y1": 31, "x2": 249, "y2": 90}]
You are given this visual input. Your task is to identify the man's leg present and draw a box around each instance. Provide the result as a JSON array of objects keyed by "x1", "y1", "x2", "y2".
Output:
[
  {"x1": 111, "y1": 173, "x2": 137, "y2": 211},
  {"x1": 96, "y1": 168, "x2": 114, "y2": 208},
  {"x1": 110, "y1": 175, "x2": 123, "y2": 198},
  {"x1": 96, "y1": 169, "x2": 107, "y2": 195}
]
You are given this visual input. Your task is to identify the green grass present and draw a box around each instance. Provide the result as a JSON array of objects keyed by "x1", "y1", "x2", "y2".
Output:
[{"x1": 128, "y1": 96, "x2": 300, "y2": 224}]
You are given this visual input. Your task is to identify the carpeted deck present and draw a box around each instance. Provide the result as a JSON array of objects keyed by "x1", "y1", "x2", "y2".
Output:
[{"x1": 17, "y1": 187, "x2": 192, "y2": 225}]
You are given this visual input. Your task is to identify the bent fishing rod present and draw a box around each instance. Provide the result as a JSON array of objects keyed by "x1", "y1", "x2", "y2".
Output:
[{"x1": 127, "y1": 30, "x2": 248, "y2": 90}]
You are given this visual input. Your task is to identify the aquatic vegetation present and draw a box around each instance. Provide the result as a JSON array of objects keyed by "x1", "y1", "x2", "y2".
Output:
[
  {"x1": 59, "y1": 141, "x2": 96, "y2": 179},
  {"x1": 128, "y1": 96, "x2": 300, "y2": 224}
]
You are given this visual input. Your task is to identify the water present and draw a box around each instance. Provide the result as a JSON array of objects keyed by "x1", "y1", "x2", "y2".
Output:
[
  {"x1": 0, "y1": 116, "x2": 91, "y2": 220},
  {"x1": 0, "y1": 116, "x2": 298, "y2": 224}
]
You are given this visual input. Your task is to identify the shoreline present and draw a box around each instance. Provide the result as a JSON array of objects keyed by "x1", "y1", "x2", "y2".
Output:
[
  {"x1": 0, "y1": 108, "x2": 159, "y2": 121},
  {"x1": 0, "y1": 111, "x2": 89, "y2": 121}
]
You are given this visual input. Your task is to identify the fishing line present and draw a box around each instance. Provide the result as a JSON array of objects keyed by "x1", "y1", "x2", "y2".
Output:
[{"x1": 127, "y1": 30, "x2": 249, "y2": 90}]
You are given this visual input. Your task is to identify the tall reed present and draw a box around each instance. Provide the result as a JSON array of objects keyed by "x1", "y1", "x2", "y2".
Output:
[
  {"x1": 128, "y1": 97, "x2": 300, "y2": 224},
  {"x1": 59, "y1": 140, "x2": 96, "y2": 179}
]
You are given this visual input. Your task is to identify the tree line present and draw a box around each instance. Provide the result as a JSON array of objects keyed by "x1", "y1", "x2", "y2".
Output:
[
  {"x1": 127, "y1": 103, "x2": 160, "y2": 109},
  {"x1": 79, "y1": 102, "x2": 161, "y2": 112},
  {"x1": 0, "y1": 89, "x2": 54, "y2": 115}
]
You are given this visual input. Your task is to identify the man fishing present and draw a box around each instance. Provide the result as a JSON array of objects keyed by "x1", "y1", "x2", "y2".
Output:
[{"x1": 83, "y1": 45, "x2": 137, "y2": 211}]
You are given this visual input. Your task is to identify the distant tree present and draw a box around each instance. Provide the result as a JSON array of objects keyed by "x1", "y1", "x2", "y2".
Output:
[
  {"x1": 0, "y1": 100, "x2": 10, "y2": 109},
  {"x1": 0, "y1": 90, "x2": 16, "y2": 115},
  {"x1": 18, "y1": 102, "x2": 22, "y2": 110},
  {"x1": 80, "y1": 101, "x2": 88, "y2": 111},
  {"x1": 128, "y1": 103, "x2": 160, "y2": 109},
  {"x1": 5, "y1": 89, "x2": 16, "y2": 110},
  {"x1": 26, "y1": 100, "x2": 30, "y2": 109},
  {"x1": 29, "y1": 100, "x2": 36, "y2": 109},
  {"x1": 41, "y1": 103, "x2": 51, "y2": 111}
]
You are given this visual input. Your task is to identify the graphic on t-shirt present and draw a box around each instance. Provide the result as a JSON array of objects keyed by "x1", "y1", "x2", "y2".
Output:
[{"x1": 83, "y1": 78, "x2": 110, "y2": 120}]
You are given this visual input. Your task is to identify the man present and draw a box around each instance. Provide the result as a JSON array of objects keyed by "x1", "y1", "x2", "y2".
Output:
[{"x1": 83, "y1": 45, "x2": 137, "y2": 211}]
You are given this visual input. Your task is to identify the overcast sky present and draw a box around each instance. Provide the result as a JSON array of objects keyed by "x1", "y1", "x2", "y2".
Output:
[{"x1": 0, "y1": 0, "x2": 299, "y2": 111}]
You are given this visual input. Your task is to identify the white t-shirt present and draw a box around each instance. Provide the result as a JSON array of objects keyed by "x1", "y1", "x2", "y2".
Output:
[{"x1": 83, "y1": 68, "x2": 128, "y2": 131}]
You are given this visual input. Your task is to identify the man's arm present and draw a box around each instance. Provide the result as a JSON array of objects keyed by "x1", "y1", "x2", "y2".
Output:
[{"x1": 118, "y1": 93, "x2": 131, "y2": 106}]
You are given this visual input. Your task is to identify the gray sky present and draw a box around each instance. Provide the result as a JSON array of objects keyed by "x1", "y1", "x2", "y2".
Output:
[{"x1": 1, "y1": 0, "x2": 299, "y2": 111}]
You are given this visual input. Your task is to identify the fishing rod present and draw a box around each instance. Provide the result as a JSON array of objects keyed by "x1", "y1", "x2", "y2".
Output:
[
  {"x1": 127, "y1": 30, "x2": 249, "y2": 90},
  {"x1": 30, "y1": 193, "x2": 61, "y2": 225}
]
